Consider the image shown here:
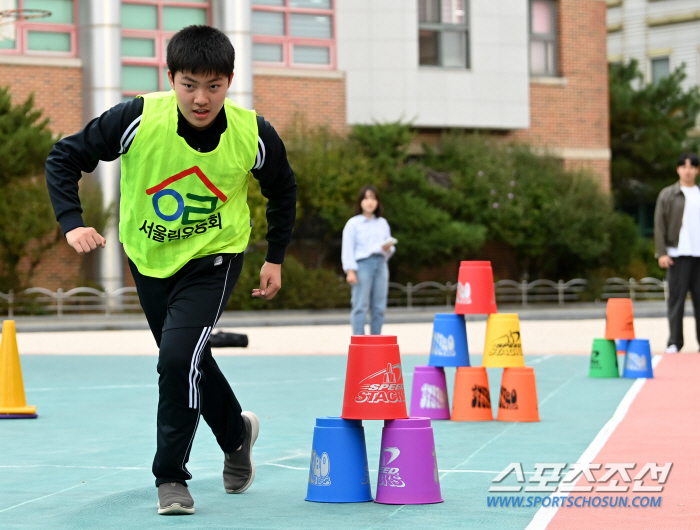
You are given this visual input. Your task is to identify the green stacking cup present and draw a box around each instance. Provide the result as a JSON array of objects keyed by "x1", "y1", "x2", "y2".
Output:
[{"x1": 589, "y1": 338, "x2": 619, "y2": 378}]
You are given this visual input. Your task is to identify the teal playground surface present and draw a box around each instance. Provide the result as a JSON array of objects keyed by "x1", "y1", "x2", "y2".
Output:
[{"x1": 0, "y1": 354, "x2": 635, "y2": 529}]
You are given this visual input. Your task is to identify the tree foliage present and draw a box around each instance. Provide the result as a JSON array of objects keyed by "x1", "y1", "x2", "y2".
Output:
[
  {"x1": 422, "y1": 134, "x2": 641, "y2": 278},
  {"x1": 610, "y1": 60, "x2": 700, "y2": 206},
  {"x1": 0, "y1": 87, "x2": 59, "y2": 291},
  {"x1": 245, "y1": 121, "x2": 644, "y2": 282}
]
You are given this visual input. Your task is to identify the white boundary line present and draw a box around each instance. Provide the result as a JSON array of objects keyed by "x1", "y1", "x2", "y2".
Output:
[
  {"x1": 0, "y1": 462, "x2": 149, "y2": 514},
  {"x1": 525, "y1": 355, "x2": 664, "y2": 530}
]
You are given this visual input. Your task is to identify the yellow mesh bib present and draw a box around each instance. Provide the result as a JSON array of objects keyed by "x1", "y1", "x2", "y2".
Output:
[{"x1": 119, "y1": 91, "x2": 258, "y2": 278}]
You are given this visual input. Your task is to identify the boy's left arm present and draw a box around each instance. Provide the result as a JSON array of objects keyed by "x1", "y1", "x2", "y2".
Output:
[{"x1": 250, "y1": 116, "x2": 297, "y2": 300}]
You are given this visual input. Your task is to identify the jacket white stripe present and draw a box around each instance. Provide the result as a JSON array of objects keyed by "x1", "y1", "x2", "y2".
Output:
[
  {"x1": 253, "y1": 136, "x2": 266, "y2": 170},
  {"x1": 188, "y1": 327, "x2": 210, "y2": 408},
  {"x1": 121, "y1": 128, "x2": 139, "y2": 154},
  {"x1": 189, "y1": 259, "x2": 232, "y2": 408},
  {"x1": 215, "y1": 259, "x2": 233, "y2": 322},
  {"x1": 190, "y1": 326, "x2": 213, "y2": 409},
  {"x1": 119, "y1": 115, "x2": 141, "y2": 154}
]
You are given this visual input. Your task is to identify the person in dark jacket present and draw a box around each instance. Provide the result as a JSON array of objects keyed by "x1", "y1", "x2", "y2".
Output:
[{"x1": 654, "y1": 153, "x2": 700, "y2": 353}]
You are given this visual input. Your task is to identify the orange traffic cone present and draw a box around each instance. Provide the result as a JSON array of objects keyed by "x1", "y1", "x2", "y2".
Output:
[
  {"x1": 0, "y1": 320, "x2": 37, "y2": 419},
  {"x1": 451, "y1": 367, "x2": 493, "y2": 421},
  {"x1": 604, "y1": 299, "x2": 635, "y2": 340},
  {"x1": 496, "y1": 367, "x2": 539, "y2": 422}
]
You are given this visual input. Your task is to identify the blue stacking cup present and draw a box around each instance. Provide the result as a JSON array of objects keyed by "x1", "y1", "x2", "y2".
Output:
[
  {"x1": 305, "y1": 417, "x2": 373, "y2": 503},
  {"x1": 615, "y1": 339, "x2": 628, "y2": 353},
  {"x1": 622, "y1": 339, "x2": 654, "y2": 378},
  {"x1": 428, "y1": 314, "x2": 470, "y2": 367}
]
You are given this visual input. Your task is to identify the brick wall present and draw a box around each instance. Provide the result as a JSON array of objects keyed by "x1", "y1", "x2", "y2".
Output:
[
  {"x1": 0, "y1": 63, "x2": 83, "y2": 136},
  {"x1": 253, "y1": 71, "x2": 347, "y2": 135},
  {"x1": 564, "y1": 158, "x2": 611, "y2": 191},
  {"x1": 506, "y1": 0, "x2": 611, "y2": 187}
]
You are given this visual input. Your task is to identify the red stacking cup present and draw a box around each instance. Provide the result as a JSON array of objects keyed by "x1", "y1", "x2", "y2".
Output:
[
  {"x1": 341, "y1": 336, "x2": 409, "y2": 420},
  {"x1": 454, "y1": 261, "x2": 497, "y2": 315}
]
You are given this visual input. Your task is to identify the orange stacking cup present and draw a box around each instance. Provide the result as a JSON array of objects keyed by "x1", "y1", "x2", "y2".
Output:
[
  {"x1": 341, "y1": 335, "x2": 409, "y2": 420},
  {"x1": 451, "y1": 367, "x2": 493, "y2": 421},
  {"x1": 496, "y1": 367, "x2": 539, "y2": 422},
  {"x1": 454, "y1": 261, "x2": 498, "y2": 315},
  {"x1": 604, "y1": 298, "x2": 635, "y2": 340}
]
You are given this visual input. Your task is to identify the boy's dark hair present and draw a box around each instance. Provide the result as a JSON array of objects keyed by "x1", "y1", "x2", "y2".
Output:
[
  {"x1": 354, "y1": 185, "x2": 383, "y2": 217},
  {"x1": 677, "y1": 153, "x2": 700, "y2": 168},
  {"x1": 167, "y1": 25, "x2": 235, "y2": 78}
]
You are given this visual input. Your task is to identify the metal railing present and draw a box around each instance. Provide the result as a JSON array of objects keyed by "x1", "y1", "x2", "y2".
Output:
[
  {"x1": 601, "y1": 277, "x2": 667, "y2": 301},
  {"x1": 0, "y1": 287, "x2": 140, "y2": 318},
  {"x1": 0, "y1": 277, "x2": 668, "y2": 316},
  {"x1": 386, "y1": 277, "x2": 667, "y2": 308}
]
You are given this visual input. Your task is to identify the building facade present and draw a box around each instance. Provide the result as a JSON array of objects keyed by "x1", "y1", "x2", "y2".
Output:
[
  {"x1": 607, "y1": 0, "x2": 700, "y2": 90},
  {"x1": 0, "y1": 0, "x2": 610, "y2": 289}
]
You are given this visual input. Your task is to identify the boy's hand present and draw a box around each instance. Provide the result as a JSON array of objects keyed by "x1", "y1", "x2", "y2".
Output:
[
  {"x1": 346, "y1": 270, "x2": 358, "y2": 284},
  {"x1": 252, "y1": 261, "x2": 281, "y2": 300},
  {"x1": 66, "y1": 227, "x2": 106, "y2": 255}
]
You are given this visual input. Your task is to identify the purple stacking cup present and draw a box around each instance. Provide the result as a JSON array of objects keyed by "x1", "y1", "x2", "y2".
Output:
[
  {"x1": 409, "y1": 366, "x2": 450, "y2": 420},
  {"x1": 375, "y1": 418, "x2": 443, "y2": 505}
]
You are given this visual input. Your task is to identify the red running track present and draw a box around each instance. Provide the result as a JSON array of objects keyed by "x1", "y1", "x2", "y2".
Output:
[{"x1": 547, "y1": 355, "x2": 700, "y2": 529}]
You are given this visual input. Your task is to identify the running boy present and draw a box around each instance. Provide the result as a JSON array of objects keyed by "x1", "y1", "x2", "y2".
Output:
[{"x1": 45, "y1": 26, "x2": 296, "y2": 515}]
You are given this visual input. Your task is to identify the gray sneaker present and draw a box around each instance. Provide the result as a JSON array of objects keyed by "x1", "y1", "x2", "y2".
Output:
[
  {"x1": 223, "y1": 411, "x2": 260, "y2": 493},
  {"x1": 157, "y1": 482, "x2": 195, "y2": 515}
]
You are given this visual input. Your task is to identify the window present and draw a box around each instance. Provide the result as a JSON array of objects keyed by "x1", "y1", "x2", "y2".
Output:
[
  {"x1": 0, "y1": 0, "x2": 77, "y2": 56},
  {"x1": 121, "y1": 0, "x2": 210, "y2": 100},
  {"x1": 252, "y1": 0, "x2": 335, "y2": 69},
  {"x1": 529, "y1": 0, "x2": 557, "y2": 76},
  {"x1": 418, "y1": 0, "x2": 469, "y2": 68},
  {"x1": 650, "y1": 56, "x2": 670, "y2": 84}
]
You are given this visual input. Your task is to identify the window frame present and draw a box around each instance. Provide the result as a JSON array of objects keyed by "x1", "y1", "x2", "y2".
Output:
[
  {"x1": 528, "y1": 0, "x2": 558, "y2": 77},
  {"x1": 121, "y1": 0, "x2": 212, "y2": 98},
  {"x1": 252, "y1": 0, "x2": 336, "y2": 70},
  {"x1": 649, "y1": 55, "x2": 670, "y2": 85},
  {"x1": 417, "y1": 0, "x2": 470, "y2": 70},
  {"x1": 0, "y1": 0, "x2": 79, "y2": 57}
]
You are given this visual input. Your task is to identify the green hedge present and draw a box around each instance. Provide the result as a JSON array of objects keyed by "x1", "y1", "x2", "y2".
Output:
[{"x1": 226, "y1": 251, "x2": 350, "y2": 310}]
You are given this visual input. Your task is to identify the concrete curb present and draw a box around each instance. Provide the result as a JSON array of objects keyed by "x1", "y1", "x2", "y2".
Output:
[{"x1": 5, "y1": 301, "x2": 687, "y2": 333}]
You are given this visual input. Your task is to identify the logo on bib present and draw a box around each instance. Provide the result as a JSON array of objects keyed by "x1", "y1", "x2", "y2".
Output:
[{"x1": 146, "y1": 166, "x2": 226, "y2": 226}]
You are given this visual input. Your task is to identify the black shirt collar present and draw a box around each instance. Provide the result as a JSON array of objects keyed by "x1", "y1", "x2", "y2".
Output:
[{"x1": 176, "y1": 105, "x2": 227, "y2": 153}]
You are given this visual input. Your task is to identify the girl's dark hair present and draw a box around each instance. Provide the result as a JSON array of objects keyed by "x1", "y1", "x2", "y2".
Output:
[
  {"x1": 167, "y1": 25, "x2": 235, "y2": 78},
  {"x1": 677, "y1": 153, "x2": 700, "y2": 168},
  {"x1": 354, "y1": 185, "x2": 383, "y2": 217}
]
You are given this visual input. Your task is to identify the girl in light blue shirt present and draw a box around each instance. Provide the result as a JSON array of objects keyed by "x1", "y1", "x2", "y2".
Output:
[{"x1": 341, "y1": 185, "x2": 396, "y2": 335}]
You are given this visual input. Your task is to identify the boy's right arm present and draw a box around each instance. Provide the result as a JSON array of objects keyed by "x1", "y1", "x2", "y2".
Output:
[{"x1": 45, "y1": 98, "x2": 144, "y2": 253}]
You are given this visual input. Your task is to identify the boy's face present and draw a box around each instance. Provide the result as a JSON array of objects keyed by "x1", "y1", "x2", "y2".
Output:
[
  {"x1": 168, "y1": 70, "x2": 233, "y2": 130},
  {"x1": 677, "y1": 159, "x2": 699, "y2": 187}
]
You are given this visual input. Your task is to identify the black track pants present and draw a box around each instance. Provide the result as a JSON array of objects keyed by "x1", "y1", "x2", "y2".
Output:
[
  {"x1": 129, "y1": 253, "x2": 247, "y2": 487},
  {"x1": 666, "y1": 256, "x2": 700, "y2": 350}
]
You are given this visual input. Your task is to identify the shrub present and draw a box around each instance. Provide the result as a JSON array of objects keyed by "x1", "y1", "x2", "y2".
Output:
[{"x1": 226, "y1": 251, "x2": 349, "y2": 310}]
